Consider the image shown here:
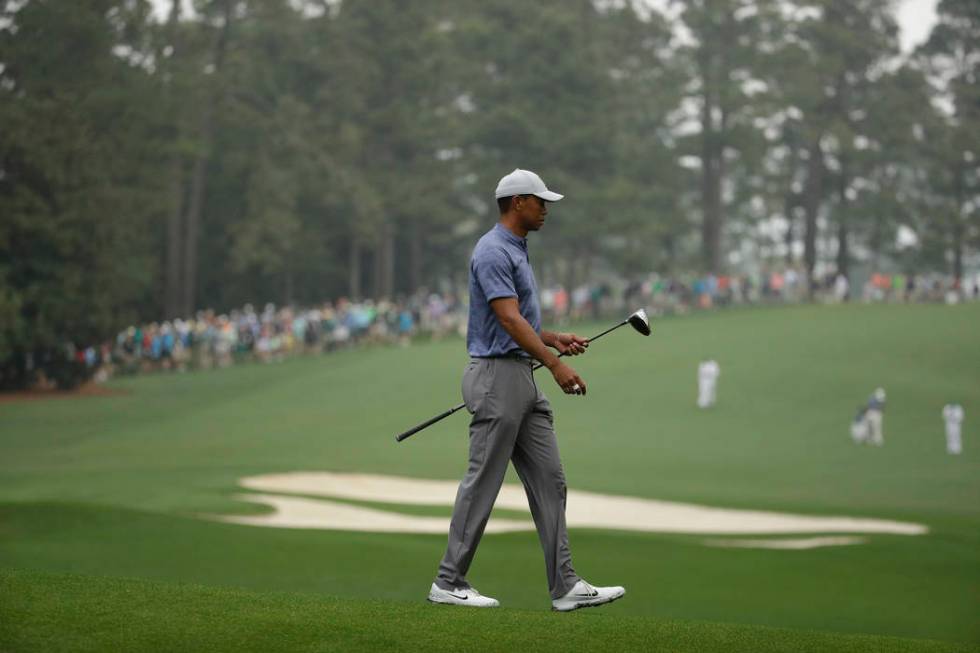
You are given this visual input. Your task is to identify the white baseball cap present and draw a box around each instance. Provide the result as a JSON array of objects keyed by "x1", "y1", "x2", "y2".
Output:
[{"x1": 494, "y1": 168, "x2": 564, "y2": 202}]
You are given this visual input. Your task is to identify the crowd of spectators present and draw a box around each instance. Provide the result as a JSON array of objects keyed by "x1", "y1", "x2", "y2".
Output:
[
  {"x1": 67, "y1": 270, "x2": 978, "y2": 382},
  {"x1": 98, "y1": 293, "x2": 464, "y2": 377},
  {"x1": 619, "y1": 269, "x2": 980, "y2": 314}
]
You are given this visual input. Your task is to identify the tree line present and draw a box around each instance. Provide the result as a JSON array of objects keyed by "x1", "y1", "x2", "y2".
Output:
[{"x1": 0, "y1": 0, "x2": 977, "y2": 388}]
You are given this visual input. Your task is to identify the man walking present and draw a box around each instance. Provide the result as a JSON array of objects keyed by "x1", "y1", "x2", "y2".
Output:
[{"x1": 428, "y1": 169, "x2": 625, "y2": 612}]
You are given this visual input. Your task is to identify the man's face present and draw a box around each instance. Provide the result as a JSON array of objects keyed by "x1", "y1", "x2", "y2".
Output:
[{"x1": 514, "y1": 194, "x2": 548, "y2": 231}]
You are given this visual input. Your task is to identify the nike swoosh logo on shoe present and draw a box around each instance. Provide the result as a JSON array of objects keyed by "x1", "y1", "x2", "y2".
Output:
[
  {"x1": 574, "y1": 591, "x2": 599, "y2": 597},
  {"x1": 447, "y1": 593, "x2": 468, "y2": 600}
]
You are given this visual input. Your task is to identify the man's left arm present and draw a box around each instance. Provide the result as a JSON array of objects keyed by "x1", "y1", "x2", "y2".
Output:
[{"x1": 541, "y1": 330, "x2": 589, "y2": 356}]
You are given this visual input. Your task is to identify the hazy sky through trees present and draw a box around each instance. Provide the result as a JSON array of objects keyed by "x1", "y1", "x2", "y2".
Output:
[
  {"x1": 146, "y1": 1, "x2": 940, "y2": 52},
  {"x1": 896, "y1": 0, "x2": 939, "y2": 51}
]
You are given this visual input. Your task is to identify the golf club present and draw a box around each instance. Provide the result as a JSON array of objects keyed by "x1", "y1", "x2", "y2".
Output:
[{"x1": 394, "y1": 308, "x2": 651, "y2": 442}]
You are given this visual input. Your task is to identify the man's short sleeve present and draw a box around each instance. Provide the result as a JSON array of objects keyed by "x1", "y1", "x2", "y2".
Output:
[{"x1": 473, "y1": 247, "x2": 517, "y2": 302}]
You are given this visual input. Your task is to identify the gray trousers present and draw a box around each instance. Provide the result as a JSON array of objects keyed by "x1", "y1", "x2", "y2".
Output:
[{"x1": 435, "y1": 357, "x2": 579, "y2": 600}]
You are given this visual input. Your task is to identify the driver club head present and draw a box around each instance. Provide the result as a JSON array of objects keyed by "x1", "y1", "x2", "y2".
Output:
[{"x1": 627, "y1": 308, "x2": 651, "y2": 336}]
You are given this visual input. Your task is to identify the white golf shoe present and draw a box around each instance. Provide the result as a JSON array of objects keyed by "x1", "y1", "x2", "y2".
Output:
[
  {"x1": 427, "y1": 582, "x2": 499, "y2": 608},
  {"x1": 551, "y1": 580, "x2": 625, "y2": 612}
]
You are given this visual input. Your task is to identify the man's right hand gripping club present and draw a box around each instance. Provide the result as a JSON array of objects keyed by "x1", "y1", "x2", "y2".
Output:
[{"x1": 489, "y1": 298, "x2": 587, "y2": 396}]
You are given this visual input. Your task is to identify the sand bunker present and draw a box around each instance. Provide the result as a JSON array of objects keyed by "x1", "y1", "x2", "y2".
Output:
[
  {"x1": 704, "y1": 536, "x2": 867, "y2": 549},
  {"x1": 210, "y1": 472, "x2": 927, "y2": 548},
  {"x1": 223, "y1": 493, "x2": 532, "y2": 534}
]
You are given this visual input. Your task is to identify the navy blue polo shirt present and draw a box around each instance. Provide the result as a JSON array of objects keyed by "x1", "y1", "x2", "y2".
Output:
[{"x1": 467, "y1": 223, "x2": 541, "y2": 357}]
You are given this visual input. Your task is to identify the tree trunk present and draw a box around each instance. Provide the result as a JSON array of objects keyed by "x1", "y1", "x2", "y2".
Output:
[
  {"x1": 836, "y1": 219, "x2": 849, "y2": 279},
  {"x1": 408, "y1": 221, "x2": 421, "y2": 294},
  {"x1": 180, "y1": 0, "x2": 234, "y2": 316},
  {"x1": 835, "y1": 162, "x2": 849, "y2": 279},
  {"x1": 378, "y1": 222, "x2": 395, "y2": 299},
  {"x1": 181, "y1": 154, "x2": 207, "y2": 315},
  {"x1": 802, "y1": 139, "x2": 824, "y2": 299},
  {"x1": 783, "y1": 199, "x2": 796, "y2": 265},
  {"x1": 371, "y1": 239, "x2": 382, "y2": 300},
  {"x1": 782, "y1": 139, "x2": 800, "y2": 265},
  {"x1": 952, "y1": 226, "x2": 964, "y2": 282},
  {"x1": 701, "y1": 136, "x2": 723, "y2": 272},
  {"x1": 662, "y1": 234, "x2": 676, "y2": 272},
  {"x1": 165, "y1": 161, "x2": 184, "y2": 319},
  {"x1": 951, "y1": 160, "x2": 964, "y2": 283},
  {"x1": 698, "y1": 41, "x2": 723, "y2": 275},
  {"x1": 349, "y1": 239, "x2": 361, "y2": 300},
  {"x1": 698, "y1": 9, "x2": 736, "y2": 275},
  {"x1": 163, "y1": 0, "x2": 183, "y2": 319},
  {"x1": 869, "y1": 215, "x2": 882, "y2": 272}
]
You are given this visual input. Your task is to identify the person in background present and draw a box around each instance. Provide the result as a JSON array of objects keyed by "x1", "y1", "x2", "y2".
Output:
[
  {"x1": 866, "y1": 388, "x2": 886, "y2": 446},
  {"x1": 697, "y1": 359, "x2": 720, "y2": 408},
  {"x1": 397, "y1": 304, "x2": 414, "y2": 347},
  {"x1": 942, "y1": 403, "x2": 964, "y2": 455},
  {"x1": 834, "y1": 273, "x2": 849, "y2": 303},
  {"x1": 851, "y1": 405, "x2": 869, "y2": 444}
]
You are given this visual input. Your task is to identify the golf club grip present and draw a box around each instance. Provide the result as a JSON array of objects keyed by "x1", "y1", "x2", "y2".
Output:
[
  {"x1": 531, "y1": 321, "x2": 626, "y2": 371},
  {"x1": 531, "y1": 354, "x2": 562, "y2": 372},
  {"x1": 395, "y1": 403, "x2": 466, "y2": 442}
]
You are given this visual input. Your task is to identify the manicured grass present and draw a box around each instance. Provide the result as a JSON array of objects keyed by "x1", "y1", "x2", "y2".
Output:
[
  {"x1": 1, "y1": 569, "x2": 975, "y2": 653},
  {"x1": 1, "y1": 303, "x2": 979, "y2": 645}
]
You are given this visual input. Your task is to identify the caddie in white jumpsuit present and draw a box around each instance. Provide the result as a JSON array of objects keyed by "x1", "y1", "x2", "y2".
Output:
[
  {"x1": 943, "y1": 403, "x2": 964, "y2": 455},
  {"x1": 697, "y1": 359, "x2": 720, "y2": 408},
  {"x1": 866, "y1": 388, "x2": 886, "y2": 446}
]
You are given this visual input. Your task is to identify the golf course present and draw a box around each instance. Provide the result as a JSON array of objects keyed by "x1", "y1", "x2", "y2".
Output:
[{"x1": 2, "y1": 302, "x2": 978, "y2": 651}]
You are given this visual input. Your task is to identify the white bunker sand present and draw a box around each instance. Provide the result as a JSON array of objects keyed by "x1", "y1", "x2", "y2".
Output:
[
  {"x1": 703, "y1": 536, "x2": 868, "y2": 550},
  {"x1": 212, "y1": 472, "x2": 927, "y2": 547}
]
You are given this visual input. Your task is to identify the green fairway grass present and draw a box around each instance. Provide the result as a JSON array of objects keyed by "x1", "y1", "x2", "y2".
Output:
[
  {"x1": 2, "y1": 303, "x2": 979, "y2": 645},
  {"x1": 1, "y1": 569, "x2": 975, "y2": 653}
]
